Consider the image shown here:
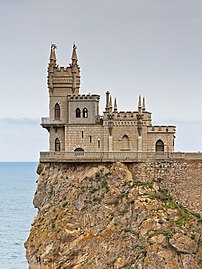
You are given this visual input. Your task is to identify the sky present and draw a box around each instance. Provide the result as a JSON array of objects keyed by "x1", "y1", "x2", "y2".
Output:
[{"x1": 0, "y1": 0, "x2": 202, "y2": 161}]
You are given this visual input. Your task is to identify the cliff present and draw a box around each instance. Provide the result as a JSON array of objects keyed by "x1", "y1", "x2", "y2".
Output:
[{"x1": 25, "y1": 161, "x2": 202, "y2": 269}]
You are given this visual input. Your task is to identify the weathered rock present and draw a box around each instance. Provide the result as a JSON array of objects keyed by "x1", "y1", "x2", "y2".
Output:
[
  {"x1": 25, "y1": 162, "x2": 202, "y2": 269},
  {"x1": 169, "y1": 233, "x2": 198, "y2": 254}
]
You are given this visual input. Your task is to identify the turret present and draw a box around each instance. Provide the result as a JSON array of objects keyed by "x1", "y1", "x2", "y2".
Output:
[
  {"x1": 71, "y1": 44, "x2": 78, "y2": 67},
  {"x1": 114, "y1": 97, "x2": 118, "y2": 112},
  {"x1": 49, "y1": 44, "x2": 57, "y2": 66},
  {"x1": 138, "y1": 95, "x2": 142, "y2": 115},
  {"x1": 109, "y1": 95, "x2": 113, "y2": 113},
  {"x1": 142, "y1": 97, "x2": 146, "y2": 111},
  {"x1": 71, "y1": 44, "x2": 79, "y2": 94}
]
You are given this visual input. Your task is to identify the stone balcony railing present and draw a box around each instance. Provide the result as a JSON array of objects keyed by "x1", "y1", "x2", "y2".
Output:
[
  {"x1": 41, "y1": 117, "x2": 65, "y2": 125},
  {"x1": 39, "y1": 151, "x2": 202, "y2": 163}
]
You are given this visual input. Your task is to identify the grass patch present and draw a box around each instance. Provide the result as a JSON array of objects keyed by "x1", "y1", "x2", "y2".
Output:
[
  {"x1": 163, "y1": 229, "x2": 174, "y2": 239},
  {"x1": 133, "y1": 180, "x2": 153, "y2": 189},
  {"x1": 159, "y1": 188, "x2": 172, "y2": 201}
]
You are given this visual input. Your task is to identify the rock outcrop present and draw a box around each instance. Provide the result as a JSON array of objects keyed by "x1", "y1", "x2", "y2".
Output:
[{"x1": 25, "y1": 162, "x2": 202, "y2": 269}]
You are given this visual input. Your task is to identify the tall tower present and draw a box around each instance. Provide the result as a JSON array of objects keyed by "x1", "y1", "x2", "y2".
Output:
[{"x1": 42, "y1": 45, "x2": 81, "y2": 151}]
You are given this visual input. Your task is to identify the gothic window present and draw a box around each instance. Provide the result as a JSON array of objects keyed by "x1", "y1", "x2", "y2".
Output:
[
  {"x1": 55, "y1": 103, "x2": 60, "y2": 120},
  {"x1": 55, "y1": 138, "x2": 60, "y2": 152},
  {"x1": 156, "y1": 139, "x2": 164, "y2": 152},
  {"x1": 98, "y1": 140, "x2": 101, "y2": 148},
  {"x1": 83, "y1": 107, "x2": 88, "y2": 118},
  {"x1": 90, "y1": 135, "x2": 92, "y2": 143},
  {"x1": 76, "y1": 108, "x2": 81, "y2": 118},
  {"x1": 122, "y1": 135, "x2": 129, "y2": 149}
]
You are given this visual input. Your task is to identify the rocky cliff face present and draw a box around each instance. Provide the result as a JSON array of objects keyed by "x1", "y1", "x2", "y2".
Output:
[{"x1": 25, "y1": 162, "x2": 202, "y2": 269}]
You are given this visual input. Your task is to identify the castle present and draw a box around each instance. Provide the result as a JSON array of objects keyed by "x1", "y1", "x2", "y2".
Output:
[{"x1": 40, "y1": 45, "x2": 176, "y2": 162}]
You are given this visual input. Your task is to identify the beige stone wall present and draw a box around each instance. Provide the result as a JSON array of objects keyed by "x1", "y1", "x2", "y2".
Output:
[
  {"x1": 147, "y1": 132, "x2": 174, "y2": 152},
  {"x1": 49, "y1": 127, "x2": 65, "y2": 151},
  {"x1": 47, "y1": 120, "x2": 176, "y2": 153},
  {"x1": 49, "y1": 96, "x2": 68, "y2": 122},
  {"x1": 68, "y1": 99, "x2": 99, "y2": 124},
  {"x1": 65, "y1": 125, "x2": 104, "y2": 152},
  {"x1": 111, "y1": 124, "x2": 138, "y2": 151}
]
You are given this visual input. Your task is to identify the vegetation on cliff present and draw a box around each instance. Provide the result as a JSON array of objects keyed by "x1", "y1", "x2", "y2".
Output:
[{"x1": 25, "y1": 163, "x2": 202, "y2": 269}]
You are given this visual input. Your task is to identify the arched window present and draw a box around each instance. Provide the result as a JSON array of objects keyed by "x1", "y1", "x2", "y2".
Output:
[
  {"x1": 74, "y1": 147, "x2": 84, "y2": 156},
  {"x1": 55, "y1": 138, "x2": 60, "y2": 152},
  {"x1": 55, "y1": 103, "x2": 60, "y2": 120},
  {"x1": 83, "y1": 107, "x2": 88, "y2": 118},
  {"x1": 156, "y1": 139, "x2": 164, "y2": 152},
  {"x1": 98, "y1": 140, "x2": 101, "y2": 148},
  {"x1": 122, "y1": 135, "x2": 130, "y2": 149},
  {"x1": 76, "y1": 108, "x2": 81, "y2": 118}
]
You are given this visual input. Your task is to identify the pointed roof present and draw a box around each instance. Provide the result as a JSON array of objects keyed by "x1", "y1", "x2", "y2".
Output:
[
  {"x1": 109, "y1": 96, "x2": 112, "y2": 110},
  {"x1": 49, "y1": 44, "x2": 57, "y2": 65},
  {"x1": 114, "y1": 97, "x2": 118, "y2": 112},
  {"x1": 138, "y1": 95, "x2": 142, "y2": 108},
  {"x1": 71, "y1": 44, "x2": 78, "y2": 65},
  {"x1": 142, "y1": 97, "x2": 146, "y2": 111}
]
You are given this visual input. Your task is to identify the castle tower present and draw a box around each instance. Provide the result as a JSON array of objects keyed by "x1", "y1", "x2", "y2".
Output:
[{"x1": 42, "y1": 45, "x2": 81, "y2": 151}]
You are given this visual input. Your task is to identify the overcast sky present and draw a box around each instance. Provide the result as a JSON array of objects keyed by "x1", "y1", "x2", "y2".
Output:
[{"x1": 0, "y1": 0, "x2": 202, "y2": 161}]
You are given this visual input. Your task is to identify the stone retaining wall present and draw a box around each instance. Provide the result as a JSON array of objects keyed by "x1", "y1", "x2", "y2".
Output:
[{"x1": 128, "y1": 160, "x2": 202, "y2": 214}]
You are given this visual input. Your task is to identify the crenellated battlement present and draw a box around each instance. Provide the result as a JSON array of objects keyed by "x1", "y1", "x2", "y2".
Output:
[
  {"x1": 68, "y1": 94, "x2": 100, "y2": 101},
  {"x1": 148, "y1": 125, "x2": 176, "y2": 133},
  {"x1": 103, "y1": 111, "x2": 152, "y2": 122}
]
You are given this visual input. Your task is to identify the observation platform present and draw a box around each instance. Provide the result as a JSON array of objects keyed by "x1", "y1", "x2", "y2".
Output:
[{"x1": 39, "y1": 151, "x2": 202, "y2": 163}]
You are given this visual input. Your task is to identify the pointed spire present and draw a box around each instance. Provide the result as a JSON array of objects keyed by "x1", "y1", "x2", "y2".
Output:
[
  {"x1": 49, "y1": 44, "x2": 57, "y2": 65},
  {"x1": 142, "y1": 97, "x2": 146, "y2": 111},
  {"x1": 138, "y1": 95, "x2": 142, "y2": 109},
  {"x1": 105, "y1": 91, "x2": 110, "y2": 111},
  {"x1": 109, "y1": 95, "x2": 112, "y2": 110},
  {"x1": 114, "y1": 97, "x2": 118, "y2": 112},
  {"x1": 71, "y1": 44, "x2": 78, "y2": 66},
  {"x1": 138, "y1": 95, "x2": 142, "y2": 115}
]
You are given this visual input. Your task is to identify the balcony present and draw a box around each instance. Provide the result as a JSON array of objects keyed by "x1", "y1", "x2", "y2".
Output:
[{"x1": 41, "y1": 117, "x2": 65, "y2": 128}]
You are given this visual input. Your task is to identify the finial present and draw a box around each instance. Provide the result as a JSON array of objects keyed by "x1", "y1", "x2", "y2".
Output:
[
  {"x1": 142, "y1": 97, "x2": 146, "y2": 111},
  {"x1": 114, "y1": 97, "x2": 118, "y2": 112},
  {"x1": 49, "y1": 43, "x2": 57, "y2": 65}
]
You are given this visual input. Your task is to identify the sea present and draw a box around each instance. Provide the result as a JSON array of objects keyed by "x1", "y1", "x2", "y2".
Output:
[{"x1": 0, "y1": 162, "x2": 37, "y2": 269}]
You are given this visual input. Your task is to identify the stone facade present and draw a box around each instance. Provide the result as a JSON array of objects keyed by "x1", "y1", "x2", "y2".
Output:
[{"x1": 41, "y1": 45, "x2": 176, "y2": 156}]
